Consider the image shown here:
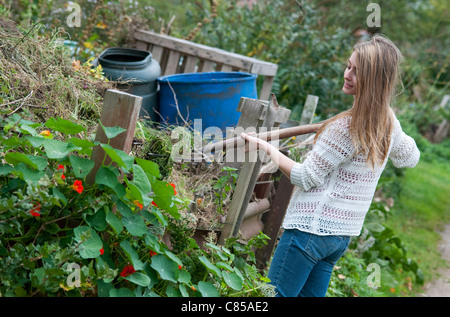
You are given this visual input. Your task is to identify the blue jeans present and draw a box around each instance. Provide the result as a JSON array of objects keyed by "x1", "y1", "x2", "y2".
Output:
[{"x1": 267, "y1": 229, "x2": 351, "y2": 297}]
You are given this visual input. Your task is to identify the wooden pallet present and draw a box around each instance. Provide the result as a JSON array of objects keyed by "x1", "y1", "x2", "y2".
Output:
[{"x1": 130, "y1": 29, "x2": 278, "y2": 100}]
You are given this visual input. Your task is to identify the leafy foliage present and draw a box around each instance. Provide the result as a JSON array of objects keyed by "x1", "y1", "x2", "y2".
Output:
[{"x1": 0, "y1": 114, "x2": 271, "y2": 297}]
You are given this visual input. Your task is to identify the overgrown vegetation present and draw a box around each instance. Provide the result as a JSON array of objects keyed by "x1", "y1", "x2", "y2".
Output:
[{"x1": 0, "y1": 0, "x2": 449, "y2": 297}]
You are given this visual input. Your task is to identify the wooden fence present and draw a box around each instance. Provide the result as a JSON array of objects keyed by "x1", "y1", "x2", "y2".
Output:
[{"x1": 129, "y1": 29, "x2": 278, "y2": 100}]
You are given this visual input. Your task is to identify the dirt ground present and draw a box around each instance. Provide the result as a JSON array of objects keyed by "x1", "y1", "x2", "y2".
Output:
[{"x1": 420, "y1": 224, "x2": 450, "y2": 297}]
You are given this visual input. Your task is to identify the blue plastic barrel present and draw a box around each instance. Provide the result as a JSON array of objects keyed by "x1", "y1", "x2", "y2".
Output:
[{"x1": 157, "y1": 72, "x2": 257, "y2": 132}]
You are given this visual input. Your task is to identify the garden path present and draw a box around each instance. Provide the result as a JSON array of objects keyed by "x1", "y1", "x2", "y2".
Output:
[{"x1": 420, "y1": 224, "x2": 450, "y2": 297}]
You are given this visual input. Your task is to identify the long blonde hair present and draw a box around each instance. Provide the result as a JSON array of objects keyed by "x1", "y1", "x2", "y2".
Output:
[{"x1": 314, "y1": 34, "x2": 404, "y2": 169}]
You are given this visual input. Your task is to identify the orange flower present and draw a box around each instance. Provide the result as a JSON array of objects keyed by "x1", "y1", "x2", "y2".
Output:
[
  {"x1": 28, "y1": 202, "x2": 41, "y2": 217},
  {"x1": 132, "y1": 200, "x2": 143, "y2": 210},
  {"x1": 56, "y1": 165, "x2": 66, "y2": 180},
  {"x1": 149, "y1": 250, "x2": 157, "y2": 257},
  {"x1": 72, "y1": 180, "x2": 84, "y2": 194},
  {"x1": 39, "y1": 130, "x2": 51, "y2": 137},
  {"x1": 178, "y1": 265, "x2": 182, "y2": 270},
  {"x1": 168, "y1": 183, "x2": 177, "y2": 195},
  {"x1": 151, "y1": 201, "x2": 158, "y2": 208},
  {"x1": 191, "y1": 285, "x2": 197, "y2": 292},
  {"x1": 99, "y1": 246, "x2": 104, "y2": 255},
  {"x1": 120, "y1": 265, "x2": 136, "y2": 277}
]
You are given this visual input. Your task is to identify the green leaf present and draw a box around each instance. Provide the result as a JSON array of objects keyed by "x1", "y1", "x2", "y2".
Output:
[
  {"x1": 119, "y1": 240, "x2": 144, "y2": 271},
  {"x1": 85, "y1": 208, "x2": 107, "y2": 232},
  {"x1": 151, "y1": 180, "x2": 180, "y2": 219},
  {"x1": 100, "y1": 143, "x2": 133, "y2": 171},
  {"x1": 178, "y1": 269, "x2": 191, "y2": 284},
  {"x1": 122, "y1": 214, "x2": 147, "y2": 237},
  {"x1": 198, "y1": 281, "x2": 220, "y2": 297},
  {"x1": 132, "y1": 164, "x2": 152, "y2": 195},
  {"x1": 222, "y1": 271, "x2": 243, "y2": 291},
  {"x1": 94, "y1": 166, "x2": 125, "y2": 197},
  {"x1": 135, "y1": 157, "x2": 160, "y2": 178},
  {"x1": 69, "y1": 155, "x2": 95, "y2": 178},
  {"x1": 43, "y1": 139, "x2": 81, "y2": 159},
  {"x1": 68, "y1": 138, "x2": 96, "y2": 156},
  {"x1": 109, "y1": 288, "x2": 135, "y2": 297},
  {"x1": 115, "y1": 199, "x2": 133, "y2": 217},
  {"x1": 4, "y1": 153, "x2": 47, "y2": 170},
  {"x1": 198, "y1": 255, "x2": 221, "y2": 277},
  {"x1": 12, "y1": 162, "x2": 46, "y2": 183},
  {"x1": 45, "y1": 117, "x2": 86, "y2": 135},
  {"x1": 124, "y1": 272, "x2": 151, "y2": 287},
  {"x1": 105, "y1": 210, "x2": 123, "y2": 234},
  {"x1": 0, "y1": 163, "x2": 13, "y2": 176},
  {"x1": 150, "y1": 254, "x2": 179, "y2": 283},
  {"x1": 73, "y1": 226, "x2": 103, "y2": 259},
  {"x1": 100, "y1": 122, "x2": 126, "y2": 139}
]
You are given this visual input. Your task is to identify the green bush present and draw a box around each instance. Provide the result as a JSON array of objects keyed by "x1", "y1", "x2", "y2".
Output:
[{"x1": 0, "y1": 114, "x2": 270, "y2": 297}]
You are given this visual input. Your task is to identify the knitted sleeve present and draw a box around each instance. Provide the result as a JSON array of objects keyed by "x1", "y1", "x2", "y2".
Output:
[
  {"x1": 290, "y1": 117, "x2": 356, "y2": 191},
  {"x1": 389, "y1": 119, "x2": 420, "y2": 168}
]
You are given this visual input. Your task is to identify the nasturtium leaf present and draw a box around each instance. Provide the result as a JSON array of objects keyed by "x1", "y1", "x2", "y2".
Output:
[
  {"x1": 222, "y1": 271, "x2": 243, "y2": 291},
  {"x1": 43, "y1": 139, "x2": 81, "y2": 159},
  {"x1": 150, "y1": 254, "x2": 179, "y2": 283},
  {"x1": 166, "y1": 285, "x2": 181, "y2": 297},
  {"x1": 122, "y1": 214, "x2": 147, "y2": 237},
  {"x1": 119, "y1": 240, "x2": 144, "y2": 271},
  {"x1": 100, "y1": 122, "x2": 126, "y2": 139},
  {"x1": 45, "y1": 117, "x2": 86, "y2": 135},
  {"x1": 85, "y1": 208, "x2": 107, "y2": 232},
  {"x1": 68, "y1": 138, "x2": 96, "y2": 156},
  {"x1": 135, "y1": 157, "x2": 160, "y2": 178},
  {"x1": 0, "y1": 163, "x2": 13, "y2": 176},
  {"x1": 94, "y1": 167, "x2": 125, "y2": 196},
  {"x1": 12, "y1": 162, "x2": 46, "y2": 183},
  {"x1": 4, "y1": 153, "x2": 47, "y2": 170},
  {"x1": 198, "y1": 281, "x2": 220, "y2": 297},
  {"x1": 105, "y1": 210, "x2": 123, "y2": 234},
  {"x1": 109, "y1": 288, "x2": 135, "y2": 297},
  {"x1": 124, "y1": 272, "x2": 151, "y2": 287},
  {"x1": 73, "y1": 226, "x2": 103, "y2": 259},
  {"x1": 198, "y1": 255, "x2": 221, "y2": 277},
  {"x1": 100, "y1": 143, "x2": 133, "y2": 171},
  {"x1": 115, "y1": 199, "x2": 133, "y2": 217},
  {"x1": 132, "y1": 164, "x2": 151, "y2": 195},
  {"x1": 69, "y1": 155, "x2": 95, "y2": 178},
  {"x1": 178, "y1": 269, "x2": 191, "y2": 285}
]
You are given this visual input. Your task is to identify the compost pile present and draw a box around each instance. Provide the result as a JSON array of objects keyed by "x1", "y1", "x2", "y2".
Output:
[{"x1": 0, "y1": 15, "x2": 112, "y2": 130}]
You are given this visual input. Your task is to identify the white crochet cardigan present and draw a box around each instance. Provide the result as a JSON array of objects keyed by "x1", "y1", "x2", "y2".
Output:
[{"x1": 283, "y1": 115, "x2": 420, "y2": 236}]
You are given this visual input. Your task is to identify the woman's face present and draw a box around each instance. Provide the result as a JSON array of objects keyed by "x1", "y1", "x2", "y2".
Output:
[{"x1": 343, "y1": 51, "x2": 357, "y2": 95}]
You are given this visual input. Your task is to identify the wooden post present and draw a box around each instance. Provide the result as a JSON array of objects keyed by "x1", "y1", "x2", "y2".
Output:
[
  {"x1": 86, "y1": 89, "x2": 142, "y2": 184},
  {"x1": 218, "y1": 96, "x2": 290, "y2": 244},
  {"x1": 296, "y1": 95, "x2": 318, "y2": 142}
]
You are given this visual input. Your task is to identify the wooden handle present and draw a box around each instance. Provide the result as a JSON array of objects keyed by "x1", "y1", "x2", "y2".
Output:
[{"x1": 202, "y1": 121, "x2": 325, "y2": 153}]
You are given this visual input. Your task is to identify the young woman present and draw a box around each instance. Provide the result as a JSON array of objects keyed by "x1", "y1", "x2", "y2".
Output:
[{"x1": 240, "y1": 34, "x2": 420, "y2": 297}]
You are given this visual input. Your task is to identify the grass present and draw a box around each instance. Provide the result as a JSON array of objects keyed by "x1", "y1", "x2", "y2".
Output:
[{"x1": 385, "y1": 158, "x2": 450, "y2": 289}]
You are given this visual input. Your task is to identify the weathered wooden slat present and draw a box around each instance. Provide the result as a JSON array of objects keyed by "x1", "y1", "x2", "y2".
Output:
[
  {"x1": 135, "y1": 40, "x2": 148, "y2": 51},
  {"x1": 259, "y1": 76, "x2": 275, "y2": 101},
  {"x1": 219, "y1": 64, "x2": 233, "y2": 72},
  {"x1": 86, "y1": 90, "x2": 142, "y2": 185},
  {"x1": 134, "y1": 29, "x2": 277, "y2": 76},
  {"x1": 200, "y1": 60, "x2": 215, "y2": 72},
  {"x1": 151, "y1": 45, "x2": 164, "y2": 64},
  {"x1": 184, "y1": 55, "x2": 198, "y2": 73},
  {"x1": 164, "y1": 50, "x2": 181, "y2": 75}
]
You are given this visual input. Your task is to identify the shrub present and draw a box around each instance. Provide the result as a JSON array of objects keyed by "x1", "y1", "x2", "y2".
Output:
[{"x1": 0, "y1": 114, "x2": 271, "y2": 297}]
